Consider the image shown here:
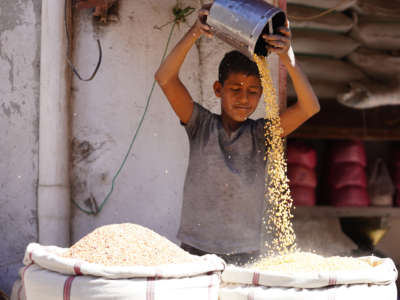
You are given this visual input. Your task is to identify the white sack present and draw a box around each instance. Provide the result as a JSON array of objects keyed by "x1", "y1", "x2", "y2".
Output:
[
  {"x1": 296, "y1": 56, "x2": 366, "y2": 83},
  {"x1": 347, "y1": 48, "x2": 400, "y2": 80},
  {"x1": 221, "y1": 256, "x2": 397, "y2": 288},
  {"x1": 287, "y1": 0, "x2": 356, "y2": 11},
  {"x1": 288, "y1": 5, "x2": 354, "y2": 33},
  {"x1": 351, "y1": 22, "x2": 400, "y2": 51},
  {"x1": 368, "y1": 158, "x2": 395, "y2": 206},
  {"x1": 23, "y1": 243, "x2": 225, "y2": 279},
  {"x1": 292, "y1": 30, "x2": 359, "y2": 58},
  {"x1": 10, "y1": 278, "x2": 25, "y2": 300},
  {"x1": 288, "y1": 79, "x2": 348, "y2": 99},
  {"x1": 219, "y1": 281, "x2": 397, "y2": 300},
  {"x1": 22, "y1": 243, "x2": 225, "y2": 300},
  {"x1": 353, "y1": 0, "x2": 400, "y2": 20},
  {"x1": 24, "y1": 264, "x2": 220, "y2": 300},
  {"x1": 337, "y1": 77, "x2": 400, "y2": 109}
]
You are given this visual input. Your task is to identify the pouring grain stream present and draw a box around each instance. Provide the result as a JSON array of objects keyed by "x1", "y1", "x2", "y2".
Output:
[{"x1": 253, "y1": 54, "x2": 296, "y2": 255}]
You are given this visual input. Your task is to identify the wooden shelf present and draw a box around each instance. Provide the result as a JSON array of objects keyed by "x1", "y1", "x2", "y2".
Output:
[
  {"x1": 293, "y1": 206, "x2": 400, "y2": 218},
  {"x1": 289, "y1": 126, "x2": 400, "y2": 141},
  {"x1": 287, "y1": 99, "x2": 400, "y2": 141}
]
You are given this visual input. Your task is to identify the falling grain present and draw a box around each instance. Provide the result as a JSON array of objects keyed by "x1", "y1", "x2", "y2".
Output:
[{"x1": 254, "y1": 54, "x2": 296, "y2": 255}]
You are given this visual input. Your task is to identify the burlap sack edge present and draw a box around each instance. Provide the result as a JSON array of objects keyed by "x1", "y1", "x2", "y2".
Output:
[
  {"x1": 221, "y1": 256, "x2": 398, "y2": 289},
  {"x1": 23, "y1": 243, "x2": 226, "y2": 279}
]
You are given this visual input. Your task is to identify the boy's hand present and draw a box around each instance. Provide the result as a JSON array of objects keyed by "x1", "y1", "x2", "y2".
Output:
[
  {"x1": 262, "y1": 22, "x2": 292, "y2": 57},
  {"x1": 193, "y1": 3, "x2": 213, "y2": 38}
]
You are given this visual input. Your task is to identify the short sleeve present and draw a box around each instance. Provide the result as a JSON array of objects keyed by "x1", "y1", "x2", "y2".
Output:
[{"x1": 182, "y1": 102, "x2": 213, "y2": 139}]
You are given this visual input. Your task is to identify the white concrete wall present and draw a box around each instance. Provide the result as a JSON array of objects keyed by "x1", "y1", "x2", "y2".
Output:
[
  {"x1": 71, "y1": 0, "x2": 202, "y2": 242},
  {"x1": 0, "y1": 0, "x2": 40, "y2": 295}
]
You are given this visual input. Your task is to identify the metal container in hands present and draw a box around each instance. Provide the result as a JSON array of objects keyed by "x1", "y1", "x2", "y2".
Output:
[{"x1": 207, "y1": 0, "x2": 286, "y2": 59}]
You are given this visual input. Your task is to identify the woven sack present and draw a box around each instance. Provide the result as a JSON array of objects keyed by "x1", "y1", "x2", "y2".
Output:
[
  {"x1": 287, "y1": 140, "x2": 317, "y2": 169},
  {"x1": 368, "y1": 158, "x2": 395, "y2": 206},
  {"x1": 292, "y1": 30, "x2": 359, "y2": 58},
  {"x1": 353, "y1": 0, "x2": 400, "y2": 20},
  {"x1": 347, "y1": 48, "x2": 400, "y2": 80},
  {"x1": 330, "y1": 140, "x2": 367, "y2": 167},
  {"x1": 10, "y1": 279, "x2": 24, "y2": 300},
  {"x1": 297, "y1": 56, "x2": 366, "y2": 83},
  {"x1": 288, "y1": 164, "x2": 317, "y2": 188},
  {"x1": 287, "y1": 78, "x2": 348, "y2": 99},
  {"x1": 20, "y1": 243, "x2": 225, "y2": 300},
  {"x1": 219, "y1": 282, "x2": 397, "y2": 300},
  {"x1": 331, "y1": 186, "x2": 370, "y2": 207},
  {"x1": 288, "y1": 4, "x2": 354, "y2": 33},
  {"x1": 351, "y1": 22, "x2": 400, "y2": 51},
  {"x1": 290, "y1": 185, "x2": 316, "y2": 206},
  {"x1": 337, "y1": 77, "x2": 400, "y2": 109},
  {"x1": 329, "y1": 162, "x2": 367, "y2": 189},
  {"x1": 287, "y1": 0, "x2": 356, "y2": 11},
  {"x1": 221, "y1": 256, "x2": 397, "y2": 288}
]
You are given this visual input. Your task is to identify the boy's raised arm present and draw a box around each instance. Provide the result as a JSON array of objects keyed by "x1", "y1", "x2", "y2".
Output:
[
  {"x1": 263, "y1": 24, "x2": 320, "y2": 137},
  {"x1": 155, "y1": 5, "x2": 212, "y2": 124}
]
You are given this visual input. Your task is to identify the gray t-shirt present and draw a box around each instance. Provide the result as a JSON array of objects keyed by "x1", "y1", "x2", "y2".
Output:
[{"x1": 177, "y1": 103, "x2": 267, "y2": 254}]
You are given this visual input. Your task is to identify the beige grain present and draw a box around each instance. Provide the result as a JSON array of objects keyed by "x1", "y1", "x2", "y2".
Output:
[
  {"x1": 252, "y1": 252, "x2": 373, "y2": 273},
  {"x1": 62, "y1": 223, "x2": 198, "y2": 266}
]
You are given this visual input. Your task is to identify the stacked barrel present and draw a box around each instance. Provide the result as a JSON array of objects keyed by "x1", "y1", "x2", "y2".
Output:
[
  {"x1": 287, "y1": 141, "x2": 317, "y2": 206},
  {"x1": 328, "y1": 140, "x2": 369, "y2": 206}
]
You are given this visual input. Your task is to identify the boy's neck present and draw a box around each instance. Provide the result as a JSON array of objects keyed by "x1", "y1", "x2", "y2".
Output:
[{"x1": 221, "y1": 112, "x2": 244, "y2": 136}]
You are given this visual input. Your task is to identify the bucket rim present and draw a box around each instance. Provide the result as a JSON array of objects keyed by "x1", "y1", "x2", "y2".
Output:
[{"x1": 249, "y1": 9, "x2": 287, "y2": 58}]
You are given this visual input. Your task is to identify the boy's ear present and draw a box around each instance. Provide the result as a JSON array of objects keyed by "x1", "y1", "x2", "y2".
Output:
[{"x1": 213, "y1": 81, "x2": 223, "y2": 98}]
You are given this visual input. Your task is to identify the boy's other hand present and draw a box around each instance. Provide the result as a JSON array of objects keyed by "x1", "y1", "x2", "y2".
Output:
[
  {"x1": 262, "y1": 21, "x2": 292, "y2": 57},
  {"x1": 193, "y1": 3, "x2": 213, "y2": 38}
]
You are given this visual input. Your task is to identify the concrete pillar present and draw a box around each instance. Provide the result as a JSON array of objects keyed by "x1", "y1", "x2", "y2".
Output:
[{"x1": 38, "y1": 0, "x2": 71, "y2": 246}]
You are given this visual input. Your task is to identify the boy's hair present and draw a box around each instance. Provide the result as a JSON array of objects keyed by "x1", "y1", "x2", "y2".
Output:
[{"x1": 218, "y1": 50, "x2": 260, "y2": 85}]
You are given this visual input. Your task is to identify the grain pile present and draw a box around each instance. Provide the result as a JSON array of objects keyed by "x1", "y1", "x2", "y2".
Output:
[
  {"x1": 252, "y1": 252, "x2": 373, "y2": 273},
  {"x1": 62, "y1": 223, "x2": 199, "y2": 266},
  {"x1": 253, "y1": 54, "x2": 296, "y2": 255}
]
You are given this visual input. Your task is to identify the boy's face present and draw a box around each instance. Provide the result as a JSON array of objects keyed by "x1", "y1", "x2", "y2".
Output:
[{"x1": 214, "y1": 72, "x2": 262, "y2": 123}]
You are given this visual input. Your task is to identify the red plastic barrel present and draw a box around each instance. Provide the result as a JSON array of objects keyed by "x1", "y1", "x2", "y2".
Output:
[
  {"x1": 287, "y1": 141, "x2": 317, "y2": 169},
  {"x1": 288, "y1": 164, "x2": 317, "y2": 188},
  {"x1": 291, "y1": 186, "x2": 316, "y2": 206},
  {"x1": 329, "y1": 163, "x2": 367, "y2": 189},
  {"x1": 331, "y1": 186, "x2": 370, "y2": 207},
  {"x1": 330, "y1": 140, "x2": 367, "y2": 167}
]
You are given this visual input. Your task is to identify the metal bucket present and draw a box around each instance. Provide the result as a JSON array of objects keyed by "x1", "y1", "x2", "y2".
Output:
[{"x1": 207, "y1": 0, "x2": 286, "y2": 58}]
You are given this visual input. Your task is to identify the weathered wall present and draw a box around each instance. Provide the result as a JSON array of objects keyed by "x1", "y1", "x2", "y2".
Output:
[
  {"x1": 0, "y1": 0, "x2": 40, "y2": 295},
  {"x1": 71, "y1": 0, "x2": 202, "y2": 242}
]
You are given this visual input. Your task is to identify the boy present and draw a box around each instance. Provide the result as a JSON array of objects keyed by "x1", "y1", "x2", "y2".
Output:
[{"x1": 155, "y1": 5, "x2": 320, "y2": 264}]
